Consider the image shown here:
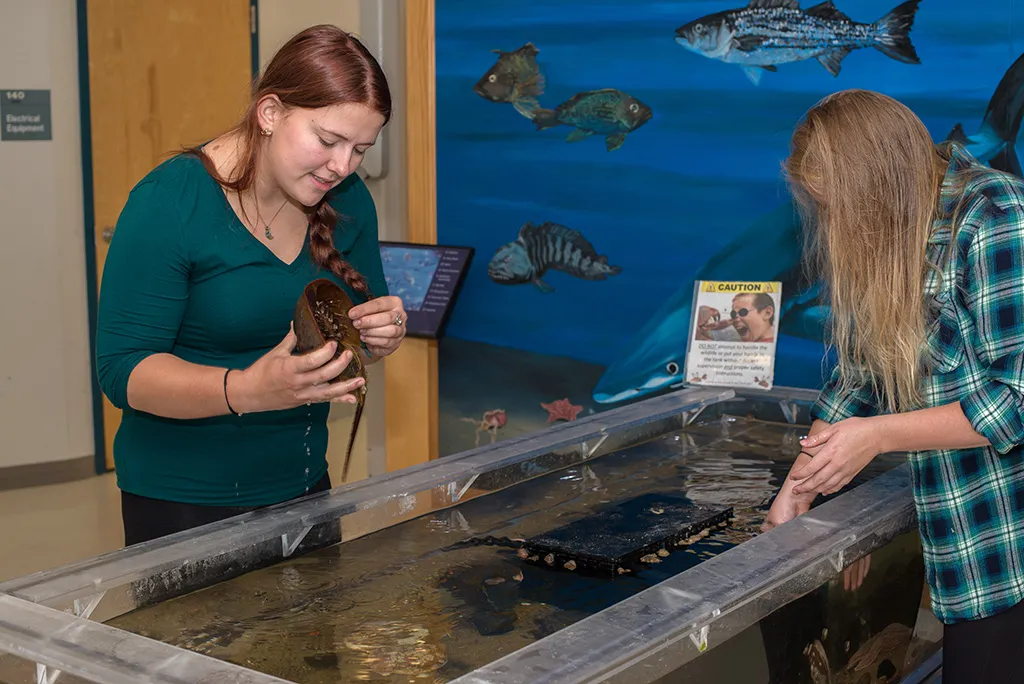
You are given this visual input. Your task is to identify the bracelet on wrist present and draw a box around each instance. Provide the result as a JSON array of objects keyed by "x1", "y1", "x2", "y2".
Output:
[{"x1": 224, "y1": 369, "x2": 242, "y2": 416}]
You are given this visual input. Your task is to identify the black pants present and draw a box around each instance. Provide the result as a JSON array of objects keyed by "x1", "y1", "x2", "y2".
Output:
[
  {"x1": 121, "y1": 472, "x2": 333, "y2": 546},
  {"x1": 944, "y1": 597, "x2": 1024, "y2": 683}
]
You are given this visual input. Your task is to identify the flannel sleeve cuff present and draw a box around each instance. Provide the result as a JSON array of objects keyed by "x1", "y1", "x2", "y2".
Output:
[
  {"x1": 960, "y1": 384, "x2": 1024, "y2": 455},
  {"x1": 810, "y1": 387, "x2": 877, "y2": 424},
  {"x1": 810, "y1": 397, "x2": 848, "y2": 424}
]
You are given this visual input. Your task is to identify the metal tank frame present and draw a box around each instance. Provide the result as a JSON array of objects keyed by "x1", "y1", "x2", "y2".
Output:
[{"x1": 0, "y1": 385, "x2": 942, "y2": 684}]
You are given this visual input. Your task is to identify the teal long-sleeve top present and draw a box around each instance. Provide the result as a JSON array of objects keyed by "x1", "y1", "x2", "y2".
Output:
[{"x1": 95, "y1": 153, "x2": 387, "y2": 506}]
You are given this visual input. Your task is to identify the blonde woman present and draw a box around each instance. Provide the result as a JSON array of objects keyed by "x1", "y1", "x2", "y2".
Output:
[{"x1": 765, "y1": 89, "x2": 1024, "y2": 680}]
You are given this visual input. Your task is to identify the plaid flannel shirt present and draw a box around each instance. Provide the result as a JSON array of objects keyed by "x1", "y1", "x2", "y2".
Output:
[{"x1": 811, "y1": 142, "x2": 1024, "y2": 624}]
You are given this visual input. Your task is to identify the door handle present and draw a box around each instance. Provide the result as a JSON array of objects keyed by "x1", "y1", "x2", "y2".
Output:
[{"x1": 101, "y1": 226, "x2": 115, "y2": 242}]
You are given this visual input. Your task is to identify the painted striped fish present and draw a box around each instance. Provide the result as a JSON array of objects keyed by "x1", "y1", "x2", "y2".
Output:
[
  {"x1": 487, "y1": 222, "x2": 622, "y2": 293},
  {"x1": 674, "y1": 0, "x2": 922, "y2": 86}
]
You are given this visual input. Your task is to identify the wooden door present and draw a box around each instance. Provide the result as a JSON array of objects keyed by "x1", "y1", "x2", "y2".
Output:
[{"x1": 85, "y1": 0, "x2": 254, "y2": 470}]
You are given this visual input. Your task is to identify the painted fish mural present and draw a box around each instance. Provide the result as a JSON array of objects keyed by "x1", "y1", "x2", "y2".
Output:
[
  {"x1": 532, "y1": 88, "x2": 653, "y2": 151},
  {"x1": 674, "y1": 0, "x2": 922, "y2": 86},
  {"x1": 487, "y1": 221, "x2": 622, "y2": 293},
  {"x1": 592, "y1": 51, "x2": 1024, "y2": 405},
  {"x1": 473, "y1": 42, "x2": 546, "y2": 119}
]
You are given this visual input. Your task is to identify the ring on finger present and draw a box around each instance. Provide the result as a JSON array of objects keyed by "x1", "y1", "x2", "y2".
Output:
[{"x1": 394, "y1": 312, "x2": 404, "y2": 327}]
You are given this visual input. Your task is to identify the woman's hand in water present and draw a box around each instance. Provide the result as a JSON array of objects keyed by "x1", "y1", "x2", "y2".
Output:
[
  {"x1": 228, "y1": 325, "x2": 365, "y2": 413},
  {"x1": 762, "y1": 482, "x2": 817, "y2": 531},
  {"x1": 761, "y1": 448, "x2": 820, "y2": 532},
  {"x1": 349, "y1": 296, "x2": 407, "y2": 358},
  {"x1": 789, "y1": 417, "x2": 883, "y2": 496}
]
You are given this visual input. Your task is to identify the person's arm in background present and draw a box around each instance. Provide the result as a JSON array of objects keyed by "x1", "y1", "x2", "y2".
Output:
[{"x1": 96, "y1": 181, "x2": 360, "y2": 420}]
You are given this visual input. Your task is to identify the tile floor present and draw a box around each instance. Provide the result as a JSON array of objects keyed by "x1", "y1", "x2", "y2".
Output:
[
  {"x1": 0, "y1": 431, "x2": 368, "y2": 585},
  {"x1": 0, "y1": 472, "x2": 123, "y2": 583}
]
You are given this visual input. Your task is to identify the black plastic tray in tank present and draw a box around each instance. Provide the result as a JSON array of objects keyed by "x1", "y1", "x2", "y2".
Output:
[{"x1": 519, "y1": 492, "x2": 733, "y2": 576}]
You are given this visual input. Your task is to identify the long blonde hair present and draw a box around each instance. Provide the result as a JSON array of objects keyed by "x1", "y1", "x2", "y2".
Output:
[{"x1": 785, "y1": 89, "x2": 947, "y2": 414}]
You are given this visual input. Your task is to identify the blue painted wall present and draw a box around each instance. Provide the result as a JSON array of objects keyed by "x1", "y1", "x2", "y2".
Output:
[{"x1": 435, "y1": 0, "x2": 1024, "y2": 415}]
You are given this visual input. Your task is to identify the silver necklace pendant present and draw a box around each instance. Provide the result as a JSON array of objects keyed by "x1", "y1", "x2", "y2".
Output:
[{"x1": 252, "y1": 195, "x2": 286, "y2": 241}]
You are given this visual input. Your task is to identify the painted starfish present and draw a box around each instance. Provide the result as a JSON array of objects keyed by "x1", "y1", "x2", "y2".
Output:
[{"x1": 541, "y1": 398, "x2": 583, "y2": 423}]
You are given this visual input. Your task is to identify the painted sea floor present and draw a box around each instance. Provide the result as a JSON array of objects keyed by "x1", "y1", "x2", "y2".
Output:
[{"x1": 438, "y1": 337, "x2": 610, "y2": 457}]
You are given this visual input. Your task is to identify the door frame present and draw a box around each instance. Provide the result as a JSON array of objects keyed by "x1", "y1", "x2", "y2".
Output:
[
  {"x1": 384, "y1": 0, "x2": 439, "y2": 470},
  {"x1": 75, "y1": 0, "x2": 261, "y2": 475}
]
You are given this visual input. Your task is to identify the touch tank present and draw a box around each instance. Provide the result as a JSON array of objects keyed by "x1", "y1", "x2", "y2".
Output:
[{"x1": 0, "y1": 386, "x2": 943, "y2": 684}]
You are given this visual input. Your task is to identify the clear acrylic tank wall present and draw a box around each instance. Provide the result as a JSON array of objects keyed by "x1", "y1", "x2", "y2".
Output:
[{"x1": 0, "y1": 386, "x2": 943, "y2": 684}]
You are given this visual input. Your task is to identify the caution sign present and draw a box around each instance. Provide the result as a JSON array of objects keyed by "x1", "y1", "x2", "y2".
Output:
[{"x1": 685, "y1": 280, "x2": 783, "y2": 391}]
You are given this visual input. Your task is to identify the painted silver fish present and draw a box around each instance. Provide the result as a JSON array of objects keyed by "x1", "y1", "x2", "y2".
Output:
[
  {"x1": 674, "y1": 0, "x2": 922, "y2": 86},
  {"x1": 487, "y1": 222, "x2": 622, "y2": 293},
  {"x1": 532, "y1": 88, "x2": 653, "y2": 151}
]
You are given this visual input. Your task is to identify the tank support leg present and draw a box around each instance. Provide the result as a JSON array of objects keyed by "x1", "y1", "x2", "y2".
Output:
[
  {"x1": 683, "y1": 406, "x2": 707, "y2": 427},
  {"x1": 688, "y1": 624, "x2": 710, "y2": 653},
  {"x1": 581, "y1": 432, "x2": 608, "y2": 460},
  {"x1": 779, "y1": 400, "x2": 799, "y2": 424},
  {"x1": 281, "y1": 525, "x2": 313, "y2": 557},
  {"x1": 36, "y1": 662, "x2": 60, "y2": 684},
  {"x1": 454, "y1": 474, "x2": 479, "y2": 502},
  {"x1": 72, "y1": 591, "x2": 106, "y2": 621}
]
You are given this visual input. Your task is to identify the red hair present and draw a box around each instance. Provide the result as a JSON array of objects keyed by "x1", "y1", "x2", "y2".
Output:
[{"x1": 190, "y1": 25, "x2": 390, "y2": 299}]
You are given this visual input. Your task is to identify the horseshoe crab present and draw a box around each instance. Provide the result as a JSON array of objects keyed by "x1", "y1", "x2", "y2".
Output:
[{"x1": 293, "y1": 278, "x2": 367, "y2": 482}]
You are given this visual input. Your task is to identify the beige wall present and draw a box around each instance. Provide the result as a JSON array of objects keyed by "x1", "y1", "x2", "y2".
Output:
[
  {"x1": 258, "y1": 0, "x2": 361, "y2": 61},
  {"x1": 0, "y1": 1, "x2": 94, "y2": 470},
  {"x1": 0, "y1": 1, "x2": 407, "y2": 484}
]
